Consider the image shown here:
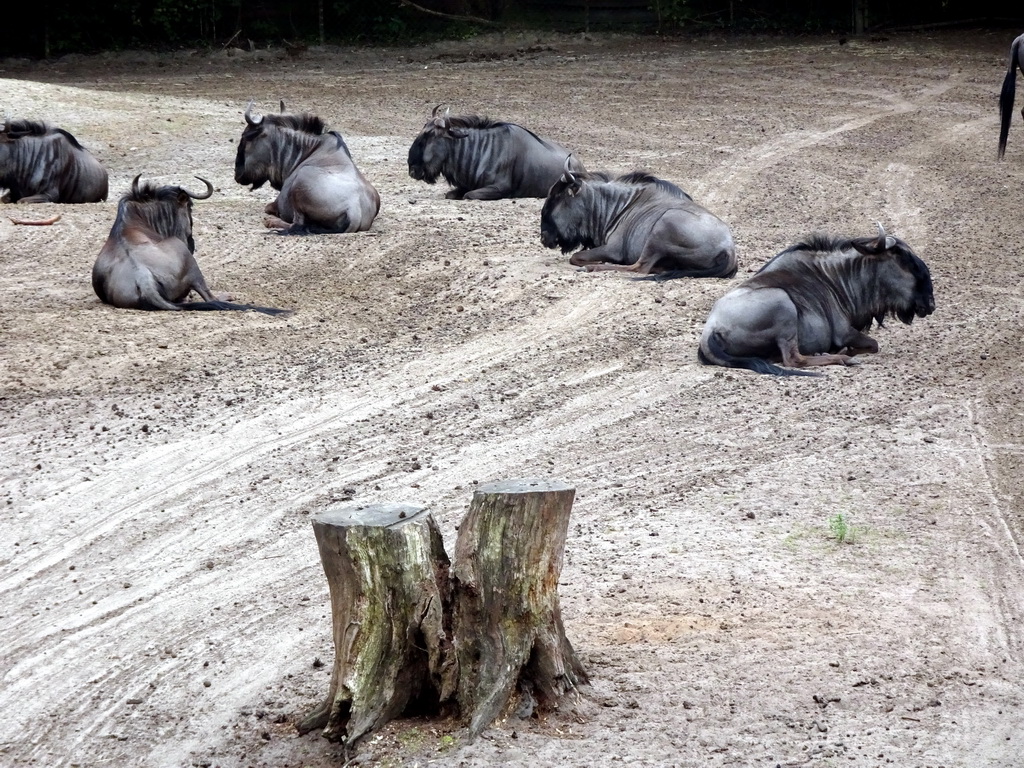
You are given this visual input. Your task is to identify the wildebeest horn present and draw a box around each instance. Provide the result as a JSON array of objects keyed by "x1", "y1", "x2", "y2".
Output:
[
  {"x1": 131, "y1": 173, "x2": 143, "y2": 196},
  {"x1": 279, "y1": 100, "x2": 286, "y2": 113},
  {"x1": 874, "y1": 221, "x2": 897, "y2": 251},
  {"x1": 183, "y1": 176, "x2": 214, "y2": 200},
  {"x1": 244, "y1": 100, "x2": 263, "y2": 126},
  {"x1": 561, "y1": 155, "x2": 578, "y2": 184},
  {"x1": 431, "y1": 103, "x2": 444, "y2": 118}
]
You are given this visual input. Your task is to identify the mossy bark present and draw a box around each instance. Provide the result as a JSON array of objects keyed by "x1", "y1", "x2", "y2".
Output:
[
  {"x1": 297, "y1": 503, "x2": 452, "y2": 745},
  {"x1": 450, "y1": 479, "x2": 589, "y2": 737}
]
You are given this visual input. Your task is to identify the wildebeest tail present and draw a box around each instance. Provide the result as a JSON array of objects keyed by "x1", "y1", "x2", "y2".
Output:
[
  {"x1": 999, "y1": 36, "x2": 1021, "y2": 159},
  {"x1": 176, "y1": 300, "x2": 292, "y2": 316},
  {"x1": 698, "y1": 331, "x2": 820, "y2": 377}
]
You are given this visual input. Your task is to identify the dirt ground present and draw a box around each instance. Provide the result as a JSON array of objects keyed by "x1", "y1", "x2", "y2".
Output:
[{"x1": 2, "y1": 27, "x2": 1024, "y2": 768}]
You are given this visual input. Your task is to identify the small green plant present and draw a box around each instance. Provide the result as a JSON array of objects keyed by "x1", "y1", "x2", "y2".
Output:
[
  {"x1": 439, "y1": 733, "x2": 457, "y2": 751},
  {"x1": 828, "y1": 513, "x2": 855, "y2": 544}
]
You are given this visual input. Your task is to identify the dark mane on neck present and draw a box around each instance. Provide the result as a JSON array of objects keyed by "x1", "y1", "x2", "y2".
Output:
[
  {"x1": 3, "y1": 118, "x2": 50, "y2": 136},
  {"x1": 123, "y1": 181, "x2": 183, "y2": 204},
  {"x1": 446, "y1": 115, "x2": 509, "y2": 131},
  {"x1": 779, "y1": 232, "x2": 856, "y2": 256},
  {"x1": 265, "y1": 113, "x2": 328, "y2": 135}
]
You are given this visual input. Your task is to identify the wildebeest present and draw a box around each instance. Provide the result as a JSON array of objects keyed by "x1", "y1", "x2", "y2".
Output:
[
  {"x1": 698, "y1": 224, "x2": 934, "y2": 376},
  {"x1": 92, "y1": 174, "x2": 289, "y2": 314},
  {"x1": 407, "y1": 106, "x2": 586, "y2": 199},
  {"x1": 235, "y1": 101, "x2": 379, "y2": 234},
  {"x1": 0, "y1": 118, "x2": 107, "y2": 203},
  {"x1": 998, "y1": 33, "x2": 1024, "y2": 159},
  {"x1": 540, "y1": 166, "x2": 737, "y2": 279}
]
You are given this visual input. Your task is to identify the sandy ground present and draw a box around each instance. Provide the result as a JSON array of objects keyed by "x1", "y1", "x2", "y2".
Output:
[{"x1": 2, "y1": 28, "x2": 1024, "y2": 768}]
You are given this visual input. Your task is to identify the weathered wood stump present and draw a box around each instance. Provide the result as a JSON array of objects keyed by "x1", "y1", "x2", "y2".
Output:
[
  {"x1": 297, "y1": 503, "x2": 452, "y2": 745},
  {"x1": 450, "y1": 479, "x2": 589, "y2": 737}
]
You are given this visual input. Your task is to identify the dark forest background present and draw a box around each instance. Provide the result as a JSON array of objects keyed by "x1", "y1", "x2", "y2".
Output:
[{"x1": 7, "y1": 0, "x2": 1022, "y2": 58}]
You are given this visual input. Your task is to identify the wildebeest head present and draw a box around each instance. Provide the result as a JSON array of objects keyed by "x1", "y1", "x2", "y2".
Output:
[
  {"x1": 407, "y1": 105, "x2": 467, "y2": 184},
  {"x1": 119, "y1": 174, "x2": 214, "y2": 253},
  {"x1": 850, "y1": 223, "x2": 935, "y2": 325},
  {"x1": 540, "y1": 158, "x2": 597, "y2": 252},
  {"x1": 235, "y1": 100, "x2": 328, "y2": 191}
]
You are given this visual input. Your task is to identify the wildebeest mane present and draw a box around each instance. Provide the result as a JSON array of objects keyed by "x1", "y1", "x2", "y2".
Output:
[
  {"x1": 2, "y1": 118, "x2": 51, "y2": 137},
  {"x1": 121, "y1": 179, "x2": 187, "y2": 204},
  {"x1": 445, "y1": 115, "x2": 507, "y2": 131},
  {"x1": 776, "y1": 232, "x2": 855, "y2": 258},
  {"x1": 447, "y1": 115, "x2": 556, "y2": 148},
  {"x1": 241, "y1": 113, "x2": 327, "y2": 142},
  {"x1": 616, "y1": 171, "x2": 692, "y2": 199},
  {"x1": 327, "y1": 130, "x2": 352, "y2": 158}
]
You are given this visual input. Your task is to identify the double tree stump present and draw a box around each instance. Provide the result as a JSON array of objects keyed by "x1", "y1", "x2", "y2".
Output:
[{"x1": 299, "y1": 479, "x2": 588, "y2": 746}]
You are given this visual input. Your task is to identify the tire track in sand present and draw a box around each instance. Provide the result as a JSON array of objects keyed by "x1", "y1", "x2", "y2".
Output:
[{"x1": 697, "y1": 77, "x2": 959, "y2": 210}]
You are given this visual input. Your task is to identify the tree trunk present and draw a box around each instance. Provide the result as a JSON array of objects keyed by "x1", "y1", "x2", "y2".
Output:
[
  {"x1": 449, "y1": 479, "x2": 588, "y2": 738},
  {"x1": 298, "y1": 503, "x2": 452, "y2": 745}
]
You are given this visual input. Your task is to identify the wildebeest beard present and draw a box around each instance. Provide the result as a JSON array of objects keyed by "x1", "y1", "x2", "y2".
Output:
[
  {"x1": 407, "y1": 134, "x2": 440, "y2": 184},
  {"x1": 540, "y1": 199, "x2": 600, "y2": 253},
  {"x1": 234, "y1": 142, "x2": 266, "y2": 190}
]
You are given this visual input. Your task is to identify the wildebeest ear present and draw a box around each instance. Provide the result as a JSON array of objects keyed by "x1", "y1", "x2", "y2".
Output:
[
  {"x1": 884, "y1": 235, "x2": 896, "y2": 249},
  {"x1": 851, "y1": 237, "x2": 882, "y2": 255}
]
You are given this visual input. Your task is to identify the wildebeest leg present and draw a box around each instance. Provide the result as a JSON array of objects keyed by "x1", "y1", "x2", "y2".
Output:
[
  {"x1": 445, "y1": 188, "x2": 467, "y2": 200},
  {"x1": 585, "y1": 248, "x2": 668, "y2": 275},
  {"x1": 463, "y1": 185, "x2": 513, "y2": 200},
  {"x1": 12, "y1": 193, "x2": 56, "y2": 204},
  {"x1": 842, "y1": 331, "x2": 879, "y2": 356},
  {"x1": 189, "y1": 275, "x2": 219, "y2": 303},
  {"x1": 569, "y1": 246, "x2": 628, "y2": 270},
  {"x1": 264, "y1": 214, "x2": 292, "y2": 229},
  {"x1": 264, "y1": 199, "x2": 281, "y2": 216},
  {"x1": 779, "y1": 338, "x2": 857, "y2": 368}
]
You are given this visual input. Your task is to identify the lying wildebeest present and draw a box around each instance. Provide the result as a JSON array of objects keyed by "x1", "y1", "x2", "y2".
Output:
[
  {"x1": 235, "y1": 101, "x2": 379, "y2": 234},
  {"x1": 407, "y1": 106, "x2": 586, "y2": 199},
  {"x1": 698, "y1": 224, "x2": 934, "y2": 376},
  {"x1": 92, "y1": 175, "x2": 289, "y2": 315},
  {"x1": 998, "y1": 33, "x2": 1024, "y2": 159},
  {"x1": 540, "y1": 165, "x2": 737, "y2": 279},
  {"x1": 0, "y1": 118, "x2": 107, "y2": 203}
]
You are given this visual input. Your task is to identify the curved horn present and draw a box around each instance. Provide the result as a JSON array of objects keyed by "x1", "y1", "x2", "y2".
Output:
[
  {"x1": 873, "y1": 221, "x2": 896, "y2": 251},
  {"x1": 131, "y1": 173, "x2": 143, "y2": 196},
  {"x1": 431, "y1": 103, "x2": 444, "y2": 118},
  {"x1": 244, "y1": 100, "x2": 263, "y2": 126},
  {"x1": 561, "y1": 154, "x2": 578, "y2": 184},
  {"x1": 183, "y1": 176, "x2": 214, "y2": 200},
  {"x1": 279, "y1": 99, "x2": 286, "y2": 113}
]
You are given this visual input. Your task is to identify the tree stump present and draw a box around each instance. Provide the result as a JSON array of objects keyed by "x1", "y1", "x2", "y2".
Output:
[
  {"x1": 297, "y1": 503, "x2": 452, "y2": 745},
  {"x1": 450, "y1": 479, "x2": 589, "y2": 737}
]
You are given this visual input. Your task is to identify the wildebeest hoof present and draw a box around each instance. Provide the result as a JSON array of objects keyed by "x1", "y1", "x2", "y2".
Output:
[{"x1": 843, "y1": 357, "x2": 862, "y2": 366}]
